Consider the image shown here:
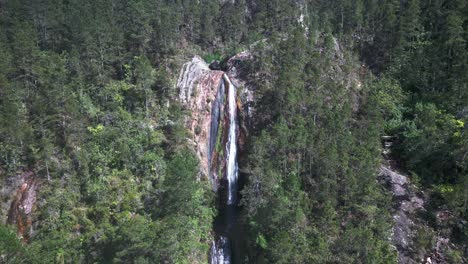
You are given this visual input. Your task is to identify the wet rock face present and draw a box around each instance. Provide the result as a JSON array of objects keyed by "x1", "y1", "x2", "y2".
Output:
[
  {"x1": 177, "y1": 56, "x2": 224, "y2": 184},
  {"x1": 226, "y1": 51, "x2": 255, "y2": 151}
]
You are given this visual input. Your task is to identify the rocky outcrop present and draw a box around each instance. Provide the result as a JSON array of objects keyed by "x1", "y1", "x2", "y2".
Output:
[
  {"x1": 379, "y1": 166, "x2": 409, "y2": 198},
  {"x1": 379, "y1": 166, "x2": 424, "y2": 263},
  {"x1": 178, "y1": 56, "x2": 212, "y2": 103},
  {"x1": 379, "y1": 165, "x2": 464, "y2": 263},
  {"x1": 1, "y1": 170, "x2": 39, "y2": 242}
]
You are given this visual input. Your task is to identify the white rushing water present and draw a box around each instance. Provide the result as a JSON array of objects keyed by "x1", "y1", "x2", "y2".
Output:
[
  {"x1": 210, "y1": 236, "x2": 231, "y2": 264},
  {"x1": 224, "y1": 74, "x2": 238, "y2": 205}
]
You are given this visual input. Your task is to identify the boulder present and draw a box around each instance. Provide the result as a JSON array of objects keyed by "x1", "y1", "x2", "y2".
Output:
[{"x1": 379, "y1": 166, "x2": 409, "y2": 198}]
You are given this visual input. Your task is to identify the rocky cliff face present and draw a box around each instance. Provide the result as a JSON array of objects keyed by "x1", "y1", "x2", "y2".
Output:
[
  {"x1": 1, "y1": 170, "x2": 39, "y2": 242},
  {"x1": 379, "y1": 166, "x2": 425, "y2": 263},
  {"x1": 177, "y1": 57, "x2": 225, "y2": 186}
]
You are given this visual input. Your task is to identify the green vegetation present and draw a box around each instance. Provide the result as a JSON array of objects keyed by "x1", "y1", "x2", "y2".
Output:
[
  {"x1": 239, "y1": 28, "x2": 396, "y2": 263},
  {"x1": 0, "y1": 0, "x2": 466, "y2": 263},
  {"x1": 203, "y1": 52, "x2": 223, "y2": 64},
  {"x1": 0, "y1": 1, "x2": 214, "y2": 262}
]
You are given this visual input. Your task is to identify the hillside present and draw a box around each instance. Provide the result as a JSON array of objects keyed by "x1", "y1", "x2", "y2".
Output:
[{"x1": 0, "y1": 1, "x2": 466, "y2": 263}]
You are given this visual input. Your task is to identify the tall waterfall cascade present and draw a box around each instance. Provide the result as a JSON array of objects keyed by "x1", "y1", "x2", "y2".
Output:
[
  {"x1": 210, "y1": 74, "x2": 238, "y2": 264},
  {"x1": 225, "y1": 75, "x2": 239, "y2": 205}
]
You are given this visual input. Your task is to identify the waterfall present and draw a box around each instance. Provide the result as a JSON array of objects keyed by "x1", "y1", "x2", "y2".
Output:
[
  {"x1": 225, "y1": 75, "x2": 238, "y2": 205},
  {"x1": 210, "y1": 74, "x2": 239, "y2": 264}
]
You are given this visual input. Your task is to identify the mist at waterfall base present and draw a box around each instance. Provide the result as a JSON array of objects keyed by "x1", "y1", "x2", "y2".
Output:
[{"x1": 210, "y1": 75, "x2": 246, "y2": 264}]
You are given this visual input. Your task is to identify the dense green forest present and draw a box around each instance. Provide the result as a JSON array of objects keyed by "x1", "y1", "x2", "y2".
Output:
[{"x1": 0, "y1": 0, "x2": 466, "y2": 263}]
